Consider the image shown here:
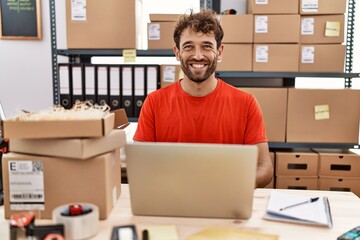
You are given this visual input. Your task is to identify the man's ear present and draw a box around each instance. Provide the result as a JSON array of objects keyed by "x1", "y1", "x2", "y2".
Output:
[
  {"x1": 173, "y1": 46, "x2": 180, "y2": 61},
  {"x1": 217, "y1": 44, "x2": 224, "y2": 62}
]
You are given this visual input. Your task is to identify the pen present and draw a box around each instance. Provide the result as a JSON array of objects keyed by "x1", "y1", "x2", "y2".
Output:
[{"x1": 279, "y1": 197, "x2": 319, "y2": 211}]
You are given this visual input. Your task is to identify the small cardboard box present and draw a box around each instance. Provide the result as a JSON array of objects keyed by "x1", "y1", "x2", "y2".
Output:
[
  {"x1": 276, "y1": 176, "x2": 319, "y2": 190},
  {"x1": 286, "y1": 89, "x2": 360, "y2": 143},
  {"x1": 219, "y1": 15, "x2": 253, "y2": 43},
  {"x1": 275, "y1": 151, "x2": 319, "y2": 176},
  {"x1": 253, "y1": 44, "x2": 299, "y2": 72},
  {"x1": 300, "y1": 0, "x2": 346, "y2": 15},
  {"x1": 2, "y1": 149, "x2": 121, "y2": 219},
  {"x1": 160, "y1": 65, "x2": 182, "y2": 88},
  {"x1": 299, "y1": 44, "x2": 345, "y2": 72},
  {"x1": 217, "y1": 44, "x2": 253, "y2": 71},
  {"x1": 247, "y1": 0, "x2": 299, "y2": 14},
  {"x1": 264, "y1": 152, "x2": 275, "y2": 189},
  {"x1": 2, "y1": 113, "x2": 115, "y2": 139},
  {"x1": 253, "y1": 15, "x2": 300, "y2": 43},
  {"x1": 319, "y1": 177, "x2": 360, "y2": 197},
  {"x1": 300, "y1": 15, "x2": 345, "y2": 44},
  {"x1": 239, "y1": 88, "x2": 287, "y2": 142},
  {"x1": 147, "y1": 22, "x2": 177, "y2": 49},
  {"x1": 316, "y1": 151, "x2": 360, "y2": 178}
]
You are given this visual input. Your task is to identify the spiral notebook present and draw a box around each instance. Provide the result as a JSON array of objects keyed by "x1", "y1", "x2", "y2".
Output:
[{"x1": 264, "y1": 191, "x2": 333, "y2": 228}]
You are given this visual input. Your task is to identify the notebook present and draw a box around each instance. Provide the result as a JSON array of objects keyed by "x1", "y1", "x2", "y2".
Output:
[{"x1": 125, "y1": 142, "x2": 258, "y2": 219}]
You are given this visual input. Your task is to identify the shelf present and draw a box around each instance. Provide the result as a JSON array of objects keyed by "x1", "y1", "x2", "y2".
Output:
[
  {"x1": 57, "y1": 49, "x2": 175, "y2": 57},
  {"x1": 269, "y1": 142, "x2": 359, "y2": 149},
  {"x1": 216, "y1": 72, "x2": 360, "y2": 79}
]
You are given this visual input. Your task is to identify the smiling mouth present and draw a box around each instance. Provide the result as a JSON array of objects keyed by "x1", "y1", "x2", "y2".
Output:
[{"x1": 190, "y1": 63, "x2": 207, "y2": 69}]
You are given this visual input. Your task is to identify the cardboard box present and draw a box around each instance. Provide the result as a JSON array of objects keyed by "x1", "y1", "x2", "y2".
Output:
[
  {"x1": 247, "y1": 0, "x2": 299, "y2": 14},
  {"x1": 286, "y1": 89, "x2": 360, "y2": 143},
  {"x1": 160, "y1": 65, "x2": 182, "y2": 88},
  {"x1": 9, "y1": 129, "x2": 126, "y2": 159},
  {"x1": 276, "y1": 176, "x2": 318, "y2": 190},
  {"x1": 149, "y1": 14, "x2": 181, "y2": 22},
  {"x1": 264, "y1": 152, "x2": 275, "y2": 188},
  {"x1": 317, "y1": 151, "x2": 360, "y2": 177},
  {"x1": 219, "y1": 15, "x2": 253, "y2": 43},
  {"x1": 299, "y1": 44, "x2": 345, "y2": 72},
  {"x1": 217, "y1": 44, "x2": 253, "y2": 71},
  {"x1": 300, "y1": 0, "x2": 346, "y2": 15},
  {"x1": 253, "y1": 15, "x2": 300, "y2": 43},
  {"x1": 300, "y1": 15, "x2": 345, "y2": 44},
  {"x1": 2, "y1": 149, "x2": 121, "y2": 219},
  {"x1": 239, "y1": 88, "x2": 287, "y2": 142},
  {"x1": 275, "y1": 151, "x2": 319, "y2": 176},
  {"x1": 147, "y1": 22, "x2": 177, "y2": 49},
  {"x1": 319, "y1": 177, "x2": 360, "y2": 197},
  {"x1": 66, "y1": 0, "x2": 136, "y2": 49},
  {"x1": 253, "y1": 44, "x2": 299, "y2": 72},
  {"x1": 2, "y1": 113, "x2": 115, "y2": 139}
]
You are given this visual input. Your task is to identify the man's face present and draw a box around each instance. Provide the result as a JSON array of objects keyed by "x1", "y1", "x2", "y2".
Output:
[{"x1": 174, "y1": 28, "x2": 223, "y2": 83}]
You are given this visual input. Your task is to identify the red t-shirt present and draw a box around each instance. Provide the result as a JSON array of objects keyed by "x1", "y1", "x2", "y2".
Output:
[{"x1": 133, "y1": 79, "x2": 267, "y2": 144}]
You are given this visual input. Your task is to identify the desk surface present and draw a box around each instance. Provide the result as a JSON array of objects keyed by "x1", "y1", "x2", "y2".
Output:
[{"x1": 1, "y1": 184, "x2": 360, "y2": 239}]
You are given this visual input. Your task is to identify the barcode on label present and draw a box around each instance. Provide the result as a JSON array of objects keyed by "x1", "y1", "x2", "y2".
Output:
[{"x1": 12, "y1": 193, "x2": 43, "y2": 199}]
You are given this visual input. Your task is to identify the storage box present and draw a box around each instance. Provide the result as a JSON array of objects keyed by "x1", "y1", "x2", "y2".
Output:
[
  {"x1": 299, "y1": 44, "x2": 345, "y2": 72},
  {"x1": 66, "y1": 0, "x2": 136, "y2": 49},
  {"x1": 276, "y1": 176, "x2": 319, "y2": 190},
  {"x1": 319, "y1": 177, "x2": 360, "y2": 197},
  {"x1": 239, "y1": 88, "x2": 287, "y2": 142},
  {"x1": 147, "y1": 22, "x2": 177, "y2": 49},
  {"x1": 247, "y1": 0, "x2": 299, "y2": 14},
  {"x1": 300, "y1": 0, "x2": 346, "y2": 15},
  {"x1": 2, "y1": 149, "x2": 121, "y2": 219},
  {"x1": 253, "y1": 44, "x2": 299, "y2": 72},
  {"x1": 286, "y1": 89, "x2": 360, "y2": 143},
  {"x1": 160, "y1": 65, "x2": 182, "y2": 88},
  {"x1": 219, "y1": 15, "x2": 253, "y2": 43},
  {"x1": 317, "y1": 151, "x2": 360, "y2": 178},
  {"x1": 217, "y1": 44, "x2": 252, "y2": 71},
  {"x1": 300, "y1": 15, "x2": 345, "y2": 44},
  {"x1": 275, "y1": 151, "x2": 319, "y2": 176},
  {"x1": 253, "y1": 15, "x2": 300, "y2": 43}
]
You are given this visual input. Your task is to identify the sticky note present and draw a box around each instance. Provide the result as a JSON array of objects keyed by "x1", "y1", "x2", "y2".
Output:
[
  {"x1": 325, "y1": 21, "x2": 340, "y2": 37},
  {"x1": 123, "y1": 49, "x2": 136, "y2": 63},
  {"x1": 314, "y1": 105, "x2": 330, "y2": 120},
  {"x1": 143, "y1": 225, "x2": 179, "y2": 240}
]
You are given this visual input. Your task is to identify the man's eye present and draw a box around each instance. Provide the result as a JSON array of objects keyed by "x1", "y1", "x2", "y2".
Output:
[
  {"x1": 203, "y1": 45, "x2": 213, "y2": 50},
  {"x1": 183, "y1": 45, "x2": 193, "y2": 50}
]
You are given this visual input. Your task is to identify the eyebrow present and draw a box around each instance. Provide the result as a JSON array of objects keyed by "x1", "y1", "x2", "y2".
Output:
[{"x1": 181, "y1": 41, "x2": 215, "y2": 47}]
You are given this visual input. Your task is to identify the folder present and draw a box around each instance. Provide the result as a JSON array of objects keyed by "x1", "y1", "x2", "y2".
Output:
[
  {"x1": 134, "y1": 66, "x2": 145, "y2": 118},
  {"x1": 58, "y1": 64, "x2": 72, "y2": 109},
  {"x1": 146, "y1": 65, "x2": 159, "y2": 96},
  {"x1": 109, "y1": 65, "x2": 121, "y2": 110},
  {"x1": 84, "y1": 64, "x2": 96, "y2": 104},
  {"x1": 121, "y1": 66, "x2": 134, "y2": 118},
  {"x1": 71, "y1": 64, "x2": 84, "y2": 104},
  {"x1": 96, "y1": 65, "x2": 109, "y2": 106}
]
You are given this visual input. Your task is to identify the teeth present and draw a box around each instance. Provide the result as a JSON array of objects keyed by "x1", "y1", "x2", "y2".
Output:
[{"x1": 192, "y1": 64, "x2": 205, "y2": 69}]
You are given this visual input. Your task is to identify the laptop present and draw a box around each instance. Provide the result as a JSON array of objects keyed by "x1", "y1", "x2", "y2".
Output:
[{"x1": 125, "y1": 142, "x2": 258, "y2": 219}]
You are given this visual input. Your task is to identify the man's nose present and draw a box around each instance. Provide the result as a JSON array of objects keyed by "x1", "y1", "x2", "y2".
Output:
[{"x1": 193, "y1": 47, "x2": 204, "y2": 60}]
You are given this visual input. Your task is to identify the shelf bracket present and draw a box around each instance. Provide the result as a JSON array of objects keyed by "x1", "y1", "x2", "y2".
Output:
[
  {"x1": 345, "y1": 0, "x2": 356, "y2": 88},
  {"x1": 49, "y1": 0, "x2": 59, "y2": 105}
]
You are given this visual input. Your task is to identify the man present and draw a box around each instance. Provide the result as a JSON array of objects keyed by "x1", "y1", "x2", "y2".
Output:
[{"x1": 133, "y1": 9, "x2": 273, "y2": 187}]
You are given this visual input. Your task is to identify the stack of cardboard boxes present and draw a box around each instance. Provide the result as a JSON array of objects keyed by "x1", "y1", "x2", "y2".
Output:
[{"x1": 1, "y1": 109, "x2": 128, "y2": 219}]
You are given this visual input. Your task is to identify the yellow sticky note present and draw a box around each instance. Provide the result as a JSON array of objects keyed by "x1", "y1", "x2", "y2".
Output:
[
  {"x1": 143, "y1": 225, "x2": 179, "y2": 240},
  {"x1": 325, "y1": 21, "x2": 340, "y2": 37},
  {"x1": 123, "y1": 49, "x2": 136, "y2": 63},
  {"x1": 314, "y1": 105, "x2": 330, "y2": 120}
]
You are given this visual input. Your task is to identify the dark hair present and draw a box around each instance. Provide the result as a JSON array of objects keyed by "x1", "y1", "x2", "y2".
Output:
[{"x1": 173, "y1": 9, "x2": 224, "y2": 49}]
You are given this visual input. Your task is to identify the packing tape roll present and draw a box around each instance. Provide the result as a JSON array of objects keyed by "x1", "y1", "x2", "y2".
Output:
[{"x1": 52, "y1": 203, "x2": 99, "y2": 240}]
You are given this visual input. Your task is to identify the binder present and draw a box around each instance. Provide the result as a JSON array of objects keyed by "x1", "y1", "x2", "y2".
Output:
[
  {"x1": 134, "y1": 66, "x2": 145, "y2": 118},
  {"x1": 70, "y1": 64, "x2": 84, "y2": 104},
  {"x1": 109, "y1": 65, "x2": 121, "y2": 110},
  {"x1": 146, "y1": 65, "x2": 159, "y2": 96},
  {"x1": 121, "y1": 66, "x2": 134, "y2": 118},
  {"x1": 84, "y1": 65, "x2": 96, "y2": 104},
  {"x1": 58, "y1": 64, "x2": 72, "y2": 109},
  {"x1": 96, "y1": 65, "x2": 109, "y2": 106}
]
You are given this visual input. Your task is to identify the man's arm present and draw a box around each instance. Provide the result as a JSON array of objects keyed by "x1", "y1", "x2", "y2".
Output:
[{"x1": 255, "y1": 142, "x2": 274, "y2": 188}]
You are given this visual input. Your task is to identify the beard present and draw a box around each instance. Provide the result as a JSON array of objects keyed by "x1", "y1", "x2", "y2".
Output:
[{"x1": 179, "y1": 57, "x2": 217, "y2": 83}]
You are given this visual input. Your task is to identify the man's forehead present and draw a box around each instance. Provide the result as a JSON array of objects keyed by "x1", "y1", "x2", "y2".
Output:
[{"x1": 180, "y1": 27, "x2": 216, "y2": 44}]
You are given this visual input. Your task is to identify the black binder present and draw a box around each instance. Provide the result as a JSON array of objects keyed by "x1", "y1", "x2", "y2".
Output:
[
  {"x1": 84, "y1": 64, "x2": 96, "y2": 104},
  {"x1": 121, "y1": 66, "x2": 134, "y2": 118},
  {"x1": 70, "y1": 64, "x2": 84, "y2": 104},
  {"x1": 96, "y1": 65, "x2": 109, "y2": 106},
  {"x1": 58, "y1": 64, "x2": 72, "y2": 109},
  {"x1": 109, "y1": 65, "x2": 121, "y2": 110},
  {"x1": 146, "y1": 65, "x2": 160, "y2": 96},
  {"x1": 134, "y1": 66, "x2": 146, "y2": 118}
]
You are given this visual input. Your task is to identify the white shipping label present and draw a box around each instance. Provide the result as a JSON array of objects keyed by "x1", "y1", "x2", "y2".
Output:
[
  {"x1": 302, "y1": 46, "x2": 315, "y2": 64},
  {"x1": 301, "y1": 18, "x2": 314, "y2": 35},
  {"x1": 71, "y1": 0, "x2": 87, "y2": 21},
  {"x1": 148, "y1": 23, "x2": 160, "y2": 40},
  {"x1": 255, "y1": 16, "x2": 268, "y2": 33},
  {"x1": 256, "y1": 46, "x2": 269, "y2": 63},
  {"x1": 8, "y1": 161, "x2": 45, "y2": 210},
  {"x1": 163, "y1": 66, "x2": 176, "y2": 82},
  {"x1": 256, "y1": 0, "x2": 268, "y2": 4},
  {"x1": 301, "y1": 0, "x2": 318, "y2": 12}
]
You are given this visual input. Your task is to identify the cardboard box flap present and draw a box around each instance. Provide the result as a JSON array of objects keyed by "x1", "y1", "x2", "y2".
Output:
[{"x1": 112, "y1": 108, "x2": 129, "y2": 129}]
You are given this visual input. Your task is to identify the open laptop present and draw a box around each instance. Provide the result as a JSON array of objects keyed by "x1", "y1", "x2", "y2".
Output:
[{"x1": 125, "y1": 142, "x2": 258, "y2": 219}]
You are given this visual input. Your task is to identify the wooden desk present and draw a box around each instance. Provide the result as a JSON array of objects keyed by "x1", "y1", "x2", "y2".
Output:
[{"x1": 1, "y1": 184, "x2": 360, "y2": 239}]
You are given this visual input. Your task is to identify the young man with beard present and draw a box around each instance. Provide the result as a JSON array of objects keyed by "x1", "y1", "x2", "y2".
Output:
[{"x1": 133, "y1": 9, "x2": 273, "y2": 188}]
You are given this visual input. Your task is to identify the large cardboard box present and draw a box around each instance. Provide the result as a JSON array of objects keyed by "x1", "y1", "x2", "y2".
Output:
[
  {"x1": 276, "y1": 176, "x2": 319, "y2": 190},
  {"x1": 66, "y1": 0, "x2": 136, "y2": 49},
  {"x1": 147, "y1": 22, "x2": 177, "y2": 49},
  {"x1": 219, "y1": 15, "x2": 253, "y2": 43},
  {"x1": 275, "y1": 151, "x2": 319, "y2": 176},
  {"x1": 299, "y1": 44, "x2": 345, "y2": 72},
  {"x1": 286, "y1": 89, "x2": 360, "y2": 143},
  {"x1": 2, "y1": 149, "x2": 121, "y2": 219},
  {"x1": 240, "y1": 88, "x2": 287, "y2": 142},
  {"x1": 247, "y1": 0, "x2": 299, "y2": 14},
  {"x1": 319, "y1": 177, "x2": 360, "y2": 197},
  {"x1": 300, "y1": 0, "x2": 346, "y2": 15},
  {"x1": 253, "y1": 15, "x2": 300, "y2": 43},
  {"x1": 317, "y1": 151, "x2": 360, "y2": 178},
  {"x1": 160, "y1": 65, "x2": 182, "y2": 88},
  {"x1": 217, "y1": 44, "x2": 253, "y2": 71},
  {"x1": 253, "y1": 44, "x2": 299, "y2": 72},
  {"x1": 300, "y1": 15, "x2": 345, "y2": 44}
]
